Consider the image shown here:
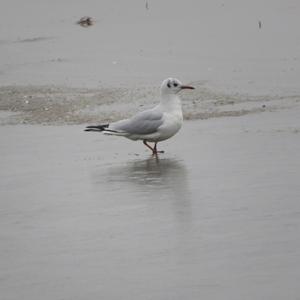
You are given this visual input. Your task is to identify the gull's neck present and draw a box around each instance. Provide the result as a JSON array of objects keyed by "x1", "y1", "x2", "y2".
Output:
[{"x1": 159, "y1": 93, "x2": 182, "y2": 113}]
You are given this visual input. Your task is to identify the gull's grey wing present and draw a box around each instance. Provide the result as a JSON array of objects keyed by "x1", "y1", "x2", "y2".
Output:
[{"x1": 110, "y1": 108, "x2": 164, "y2": 135}]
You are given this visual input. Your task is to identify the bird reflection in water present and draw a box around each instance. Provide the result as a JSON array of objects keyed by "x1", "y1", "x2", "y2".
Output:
[
  {"x1": 104, "y1": 156, "x2": 191, "y2": 208},
  {"x1": 92, "y1": 155, "x2": 193, "y2": 233},
  {"x1": 129, "y1": 156, "x2": 185, "y2": 189}
]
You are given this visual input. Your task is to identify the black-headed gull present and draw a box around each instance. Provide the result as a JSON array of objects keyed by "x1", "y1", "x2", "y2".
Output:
[{"x1": 85, "y1": 78, "x2": 194, "y2": 154}]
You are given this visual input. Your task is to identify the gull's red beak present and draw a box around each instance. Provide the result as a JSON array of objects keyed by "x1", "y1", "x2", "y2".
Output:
[{"x1": 181, "y1": 85, "x2": 195, "y2": 90}]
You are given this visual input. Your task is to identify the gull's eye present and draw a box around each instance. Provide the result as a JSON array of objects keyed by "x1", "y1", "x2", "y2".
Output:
[
  {"x1": 173, "y1": 82, "x2": 178, "y2": 87},
  {"x1": 167, "y1": 81, "x2": 171, "y2": 88}
]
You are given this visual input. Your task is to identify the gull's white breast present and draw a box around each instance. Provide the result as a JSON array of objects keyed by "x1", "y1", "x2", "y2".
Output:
[{"x1": 147, "y1": 110, "x2": 183, "y2": 142}]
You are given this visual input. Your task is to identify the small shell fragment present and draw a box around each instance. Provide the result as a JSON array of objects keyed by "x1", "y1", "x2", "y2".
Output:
[{"x1": 77, "y1": 16, "x2": 95, "y2": 27}]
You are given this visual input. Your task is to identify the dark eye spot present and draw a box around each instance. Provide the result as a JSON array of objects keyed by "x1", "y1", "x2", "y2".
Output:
[
  {"x1": 167, "y1": 81, "x2": 171, "y2": 88},
  {"x1": 173, "y1": 82, "x2": 178, "y2": 87}
]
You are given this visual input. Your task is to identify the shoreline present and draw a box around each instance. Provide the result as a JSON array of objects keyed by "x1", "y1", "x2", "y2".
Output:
[
  {"x1": 1, "y1": 0, "x2": 300, "y2": 298},
  {"x1": 1, "y1": 83, "x2": 299, "y2": 126}
]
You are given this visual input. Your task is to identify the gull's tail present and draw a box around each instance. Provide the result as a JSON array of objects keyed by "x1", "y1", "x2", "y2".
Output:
[
  {"x1": 84, "y1": 124, "x2": 120, "y2": 135},
  {"x1": 84, "y1": 124, "x2": 109, "y2": 132}
]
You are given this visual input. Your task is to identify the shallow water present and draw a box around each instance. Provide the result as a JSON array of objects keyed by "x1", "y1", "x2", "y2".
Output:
[{"x1": 1, "y1": 108, "x2": 300, "y2": 299}]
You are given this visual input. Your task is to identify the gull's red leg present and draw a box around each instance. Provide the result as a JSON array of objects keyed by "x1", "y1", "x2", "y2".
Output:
[
  {"x1": 154, "y1": 143, "x2": 164, "y2": 154},
  {"x1": 143, "y1": 140, "x2": 155, "y2": 154},
  {"x1": 143, "y1": 141, "x2": 164, "y2": 155}
]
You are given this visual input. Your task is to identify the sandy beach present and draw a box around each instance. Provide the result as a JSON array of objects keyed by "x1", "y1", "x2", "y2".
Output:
[{"x1": 1, "y1": 0, "x2": 300, "y2": 299}]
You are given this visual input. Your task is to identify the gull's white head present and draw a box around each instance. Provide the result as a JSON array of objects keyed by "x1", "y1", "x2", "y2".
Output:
[{"x1": 160, "y1": 78, "x2": 195, "y2": 95}]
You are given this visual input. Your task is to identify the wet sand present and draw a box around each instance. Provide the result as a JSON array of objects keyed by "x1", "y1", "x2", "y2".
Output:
[
  {"x1": 1, "y1": 0, "x2": 300, "y2": 95},
  {"x1": 1, "y1": 106, "x2": 300, "y2": 300}
]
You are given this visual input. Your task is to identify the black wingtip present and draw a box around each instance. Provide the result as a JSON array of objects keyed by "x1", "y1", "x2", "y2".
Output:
[{"x1": 84, "y1": 124, "x2": 109, "y2": 132}]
